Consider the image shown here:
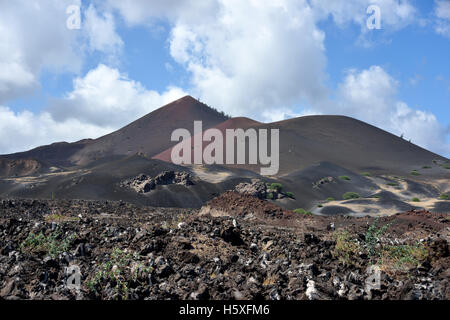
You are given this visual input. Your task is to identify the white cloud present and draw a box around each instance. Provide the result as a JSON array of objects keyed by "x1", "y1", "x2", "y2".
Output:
[
  {"x1": 435, "y1": 0, "x2": 450, "y2": 37},
  {"x1": 0, "y1": 105, "x2": 111, "y2": 155},
  {"x1": 310, "y1": 0, "x2": 416, "y2": 30},
  {"x1": 0, "y1": 65, "x2": 187, "y2": 154},
  {"x1": 166, "y1": 0, "x2": 329, "y2": 120},
  {"x1": 49, "y1": 64, "x2": 186, "y2": 127},
  {"x1": 0, "y1": 0, "x2": 82, "y2": 103},
  {"x1": 0, "y1": 0, "x2": 124, "y2": 103},
  {"x1": 83, "y1": 4, "x2": 123, "y2": 58},
  {"x1": 436, "y1": 0, "x2": 450, "y2": 19},
  {"x1": 106, "y1": 0, "x2": 330, "y2": 120},
  {"x1": 334, "y1": 66, "x2": 449, "y2": 155}
]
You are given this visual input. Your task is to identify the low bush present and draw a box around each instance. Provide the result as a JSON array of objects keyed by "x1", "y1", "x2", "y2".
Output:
[
  {"x1": 342, "y1": 192, "x2": 360, "y2": 200},
  {"x1": 387, "y1": 182, "x2": 399, "y2": 187},
  {"x1": 269, "y1": 183, "x2": 283, "y2": 191},
  {"x1": 333, "y1": 230, "x2": 360, "y2": 266},
  {"x1": 293, "y1": 208, "x2": 312, "y2": 215},
  {"x1": 20, "y1": 228, "x2": 77, "y2": 258},
  {"x1": 285, "y1": 191, "x2": 295, "y2": 199}
]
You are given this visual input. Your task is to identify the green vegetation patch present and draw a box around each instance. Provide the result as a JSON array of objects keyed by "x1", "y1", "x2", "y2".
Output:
[
  {"x1": 411, "y1": 197, "x2": 420, "y2": 202},
  {"x1": 87, "y1": 248, "x2": 152, "y2": 300},
  {"x1": 439, "y1": 194, "x2": 450, "y2": 200},
  {"x1": 342, "y1": 192, "x2": 360, "y2": 200},
  {"x1": 380, "y1": 243, "x2": 428, "y2": 271},
  {"x1": 269, "y1": 183, "x2": 283, "y2": 191},
  {"x1": 365, "y1": 218, "x2": 391, "y2": 258},
  {"x1": 338, "y1": 175, "x2": 351, "y2": 181},
  {"x1": 285, "y1": 191, "x2": 295, "y2": 199},
  {"x1": 333, "y1": 230, "x2": 361, "y2": 266},
  {"x1": 293, "y1": 208, "x2": 312, "y2": 215},
  {"x1": 20, "y1": 228, "x2": 77, "y2": 258},
  {"x1": 387, "y1": 182, "x2": 399, "y2": 187}
]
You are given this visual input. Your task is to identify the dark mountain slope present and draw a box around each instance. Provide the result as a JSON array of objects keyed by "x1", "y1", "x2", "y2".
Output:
[{"x1": 69, "y1": 96, "x2": 229, "y2": 165}]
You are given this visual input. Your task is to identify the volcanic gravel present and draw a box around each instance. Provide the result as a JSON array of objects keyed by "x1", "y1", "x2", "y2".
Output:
[{"x1": 0, "y1": 198, "x2": 448, "y2": 300}]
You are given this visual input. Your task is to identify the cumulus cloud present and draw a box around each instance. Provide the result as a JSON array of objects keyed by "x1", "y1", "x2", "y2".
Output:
[
  {"x1": 118, "y1": 0, "x2": 329, "y2": 120},
  {"x1": 0, "y1": 106, "x2": 111, "y2": 155},
  {"x1": 106, "y1": 0, "x2": 421, "y2": 121},
  {"x1": 435, "y1": 0, "x2": 450, "y2": 37},
  {"x1": 49, "y1": 64, "x2": 186, "y2": 127},
  {"x1": 0, "y1": 0, "x2": 82, "y2": 103},
  {"x1": 0, "y1": 0, "x2": 124, "y2": 104},
  {"x1": 83, "y1": 4, "x2": 123, "y2": 58},
  {"x1": 310, "y1": 0, "x2": 416, "y2": 30},
  {"x1": 334, "y1": 66, "x2": 449, "y2": 155},
  {"x1": 0, "y1": 65, "x2": 186, "y2": 154}
]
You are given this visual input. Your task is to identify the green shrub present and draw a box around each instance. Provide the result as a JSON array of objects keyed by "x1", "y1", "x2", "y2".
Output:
[
  {"x1": 338, "y1": 176, "x2": 351, "y2": 181},
  {"x1": 361, "y1": 172, "x2": 371, "y2": 177},
  {"x1": 326, "y1": 197, "x2": 335, "y2": 201},
  {"x1": 269, "y1": 183, "x2": 283, "y2": 191},
  {"x1": 333, "y1": 230, "x2": 360, "y2": 266},
  {"x1": 442, "y1": 164, "x2": 450, "y2": 170},
  {"x1": 411, "y1": 197, "x2": 420, "y2": 202},
  {"x1": 387, "y1": 182, "x2": 399, "y2": 187},
  {"x1": 317, "y1": 204, "x2": 323, "y2": 208},
  {"x1": 343, "y1": 192, "x2": 360, "y2": 200},
  {"x1": 365, "y1": 218, "x2": 391, "y2": 257},
  {"x1": 266, "y1": 192, "x2": 274, "y2": 200},
  {"x1": 381, "y1": 243, "x2": 428, "y2": 271},
  {"x1": 285, "y1": 191, "x2": 295, "y2": 199},
  {"x1": 87, "y1": 248, "x2": 152, "y2": 300},
  {"x1": 410, "y1": 170, "x2": 421, "y2": 176},
  {"x1": 293, "y1": 208, "x2": 312, "y2": 215},
  {"x1": 20, "y1": 228, "x2": 77, "y2": 258},
  {"x1": 422, "y1": 165, "x2": 431, "y2": 169},
  {"x1": 440, "y1": 194, "x2": 450, "y2": 200}
]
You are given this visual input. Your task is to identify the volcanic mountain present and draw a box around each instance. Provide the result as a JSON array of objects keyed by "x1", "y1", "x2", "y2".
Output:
[
  {"x1": 0, "y1": 96, "x2": 229, "y2": 171},
  {"x1": 0, "y1": 95, "x2": 449, "y2": 214},
  {"x1": 155, "y1": 113, "x2": 446, "y2": 176}
]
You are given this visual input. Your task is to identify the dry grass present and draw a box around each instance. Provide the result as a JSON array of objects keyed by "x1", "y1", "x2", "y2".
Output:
[
  {"x1": 44, "y1": 213, "x2": 80, "y2": 223},
  {"x1": 333, "y1": 230, "x2": 361, "y2": 266}
]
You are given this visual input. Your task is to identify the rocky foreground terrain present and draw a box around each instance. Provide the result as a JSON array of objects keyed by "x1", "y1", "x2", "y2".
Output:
[{"x1": 0, "y1": 195, "x2": 448, "y2": 300}]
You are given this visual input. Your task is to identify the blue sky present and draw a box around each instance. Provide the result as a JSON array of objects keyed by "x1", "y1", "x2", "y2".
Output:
[{"x1": 0, "y1": 0, "x2": 449, "y2": 156}]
